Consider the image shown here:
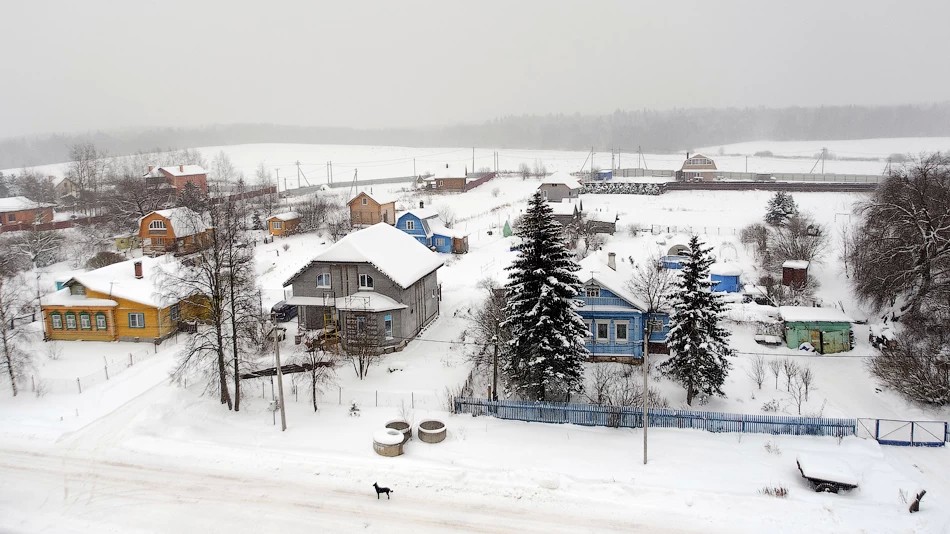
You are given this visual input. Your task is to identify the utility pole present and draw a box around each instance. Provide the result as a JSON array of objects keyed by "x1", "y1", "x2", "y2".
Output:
[
  {"x1": 275, "y1": 169, "x2": 280, "y2": 193},
  {"x1": 611, "y1": 149, "x2": 615, "y2": 171},
  {"x1": 745, "y1": 156, "x2": 748, "y2": 173},
  {"x1": 472, "y1": 147, "x2": 475, "y2": 175},
  {"x1": 821, "y1": 147, "x2": 827, "y2": 174},
  {"x1": 491, "y1": 335, "x2": 499, "y2": 401},
  {"x1": 272, "y1": 315, "x2": 287, "y2": 431},
  {"x1": 296, "y1": 160, "x2": 301, "y2": 188},
  {"x1": 413, "y1": 158, "x2": 416, "y2": 178},
  {"x1": 642, "y1": 324, "x2": 651, "y2": 464}
]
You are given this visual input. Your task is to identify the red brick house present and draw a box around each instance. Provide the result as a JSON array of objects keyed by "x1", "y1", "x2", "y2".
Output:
[
  {"x1": 144, "y1": 165, "x2": 209, "y2": 194},
  {"x1": 422, "y1": 164, "x2": 496, "y2": 192},
  {"x1": 0, "y1": 196, "x2": 56, "y2": 226}
]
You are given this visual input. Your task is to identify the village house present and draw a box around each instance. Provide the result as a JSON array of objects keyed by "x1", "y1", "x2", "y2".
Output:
[
  {"x1": 283, "y1": 223, "x2": 443, "y2": 353},
  {"x1": 576, "y1": 251, "x2": 671, "y2": 361},
  {"x1": 266, "y1": 211, "x2": 301, "y2": 237},
  {"x1": 677, "y1": 153, "x2": 718, "y2": 182},
  {"x1": 348, "y1": 192, "x2": 397, "y2": 227},
  {"x1": 422, "y1": 163, "x2": 496, "y2": 192},
  {"x1": 548, "y1": 199, "x2": 617, "y2": 236},
  {"x1": 395, "y1": 203, "x2": 469, "y2": 254},
  {"x1": 0, "y1": 196, "x2": 55, "y2": 226},
  {"x1": 538, "y1": 179, "x2": 582, "y2": 203},
  {"x1": 144, "y1": 165, "x2": 209, "y2": 194},
  {"x1": 138, "y1": 207, "x2": 213, "y2": 256},
  {"x1": 52, "y1": 176, "x2": 81, "y2": 205},
  {"x1": 40, "y1": 257, "x2": 202, "y2": 343},
  {"x1": 779, "y1": 306, "x2": 853, "y2": 354},
  {"x1": 782, "y1": 260, "x2": 810, "y2": 288}
]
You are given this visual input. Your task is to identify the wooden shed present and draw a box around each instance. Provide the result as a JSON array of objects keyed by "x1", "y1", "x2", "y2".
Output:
[
  {"x1": 782, "y1": 260, "x2": 810, "y2": 288},
  {"x1": 267, "y1": 212, "x2": 301, "y2": 237},
  {"x1": 779, "y1": 306, "x2": 853, "y2": 354}
]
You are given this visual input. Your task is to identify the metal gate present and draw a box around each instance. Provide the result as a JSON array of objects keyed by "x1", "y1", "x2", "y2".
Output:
[{"x1": 857, "y1": 418, "x2": 948, "y2": 447}]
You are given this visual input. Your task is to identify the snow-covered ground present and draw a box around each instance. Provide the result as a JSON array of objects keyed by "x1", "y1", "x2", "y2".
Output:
[{"x1": 2, "y1": 139, "x2": 950, "y2": 532}]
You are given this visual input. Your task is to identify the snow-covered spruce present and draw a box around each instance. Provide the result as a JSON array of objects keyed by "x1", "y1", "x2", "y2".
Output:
[
  {"x1": 661, "y1": 235, "x2": 734, "y2": 406},
  {"x1": 503, "y1": 190, "x2": 589, "y2": 401}
]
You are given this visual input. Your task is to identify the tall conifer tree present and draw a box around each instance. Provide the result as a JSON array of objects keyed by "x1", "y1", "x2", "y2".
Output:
[
  {"x1": 504, "y1": 191, "x2": 588, "y2": 400},
  {"x1": 661, "y1": 236, "x2": 734, "y2": 405}
]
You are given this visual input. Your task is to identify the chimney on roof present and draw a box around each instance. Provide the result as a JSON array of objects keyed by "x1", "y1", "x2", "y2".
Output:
[
  {"x1": 686, "y1": 152, "x2": 690, "y2": 160},
  {"x1": 179, "y1": 164, "x2": 184, "y2": 173},
  {"x1": 147, "y1": 165, "x2": 153, "y2": 173},
  {"x1": 419, "y1": 201, "x2": 424, "y2": 209},
  {"x1": 607, "y1": 252, "x2": 616, "y2": 271},
  {"x1": 134, "y1": 260, "x2": 143, "y2": 279}
]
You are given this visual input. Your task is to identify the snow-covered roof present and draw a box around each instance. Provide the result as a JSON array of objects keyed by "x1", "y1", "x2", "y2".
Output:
[
  {"x1": 40, "y1": 288, "x2": 118, "y2": 307},
  {"x1": 430, "y1": 221, "x2": 468, "y2": 239},
  {"x1": 433, "y1": 163, "x2": 464, "y2": 179},
  {"x1": 586, "y1": 210, "x2": 617, "y2": 223},
  {"x1": 779, "y1": 306, "x2": 852, "y2": 323},
  {"x1": 284, "y1": 223, "x2": 444, "y2": 289},
  {"x1": 709, "y1": 262, "x2": 743, "y2": 277},
  {"x1": 335, "y1": 292, "x2": 408, "y2": 312},
  {"x1": 782, "y1": 260, "x2": 810, "y2": 269},
  {"x1": 540, "y1": 179, "x2": 582, "y2": 190},
  {"x1": 140, "y1": 207, "x2": 207, "y2": 238},
  {"x1": 159, "y1": 165, "x2": 206, "y2": 177},
  {"x1": 268, "y1": 211, "x2": 300, "y2": 221},
  {"x1": 548, "y1": 199, "x2": 580, "y2": 216},
  {"x1": 46, "y1": 256, "x2": 182, "y2": 308},
  {"x1": 403, "y1": 208, "x2": 439, "y2": 220},
  {"x1": 578, "y1": 252, "x2": 652, "y2": 312},
  {"x1": 0, "y1": 196, "x2": 56, "y2": 212}
]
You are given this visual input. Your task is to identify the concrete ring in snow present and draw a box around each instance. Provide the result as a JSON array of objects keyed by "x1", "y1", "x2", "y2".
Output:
[
  {"x1": 373, "y1": 429, "x2": 405, "y2": 457},
  {"x1": 385, "y1": 419, "x2": 412, "y2": 444},
  {"x1": 417, "y1": 420, "x2": 446, "y2": 444}
]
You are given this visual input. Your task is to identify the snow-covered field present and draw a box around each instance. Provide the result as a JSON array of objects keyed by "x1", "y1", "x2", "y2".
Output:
[{"x1": 2, "y1": 138, "x2": 950, "y2": 533}]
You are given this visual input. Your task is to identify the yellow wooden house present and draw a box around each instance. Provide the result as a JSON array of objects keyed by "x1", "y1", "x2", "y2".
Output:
[
  {"x1": 266, "y1": 211, "x2": 301, "y2": 237},
  {"x1": 40, "y1": 256, "x2": 202, "y2": 343}
]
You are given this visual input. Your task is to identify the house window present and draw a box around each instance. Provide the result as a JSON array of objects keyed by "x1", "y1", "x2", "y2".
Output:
[
  {"x1": 435, "y1": 237, "x2": 445, "y2": 247},
  {"x1": 586, "y1": 287, "x2": 600, "y2": 298},
  {"x1": 95, "y1": 313, "x2": 107, "y2": 330},
  {"x1": 355, "y1": 315, "x2": 366, "y2": 333},
  {"x1": 79, "y1": 312, "x2": 91, "y2": 330},
  {"x1": 615, "y1": 322, "x2": 628, "y2": 343},
  {"x1": 65, "y1": 312, "x2": 77, "y2": 330},
  {"x1": 316, "y1": 272, "x2": 331, "y2": 288},
  {"x1": 70, "y1": 285, "x2": 86, "y2": 296},
  {"x1": 596, "y1": 321, "x2": 609, "y2": 342},
  {"x1": 384, "y1": 314, "x2": 393, "y2": 339},
  {"x1": 358, "y1": 274, "x2": 374, "y2": 290},
  {"x1": 542, "y1": 190, "x2": 548, "y2": 199},
  {"x1": 128, "y1": 313, "x2": 145, "y2": 329},
  {"x1": 51, "y1": 313, "x2": 63, "y2": 330},
  {"x1": 437, "y1": 180, "x2": 444, "y2": 187},
  {"x1": 361, "y1": 197, "x2": 368, "y2": 205},
  {"x1": 585, "y1": 320, "x2": 593, "y2": 338},
  {"x1": 170, "y1": 304, "x2": 180, "y2": 323},
  {"x1": 7, "y1": 214, "x2": 15, "y2": 223},
  {"x1": 406, "y1": 220, "x2": 415, "y2": 230},
  {"x1": 148, "y1": 220, "x2": 167, "y2": 231},
  {"x1": 647, "y1": 318, "x2": 664, "y2": 334},
  {"x1": 272, "y1": 221, "x2": 282, "y2": 230},
  {"x1": 153, "y1": 237, "x2": 165, "y2": 246}
]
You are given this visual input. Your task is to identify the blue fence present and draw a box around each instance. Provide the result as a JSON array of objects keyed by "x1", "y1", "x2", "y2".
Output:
[
  {"x1": 454, "y1": 397, "x2": 856, "y2": 438},
  {"x1": 856, "y1": 418, "x2": 948, "y2": 447}
]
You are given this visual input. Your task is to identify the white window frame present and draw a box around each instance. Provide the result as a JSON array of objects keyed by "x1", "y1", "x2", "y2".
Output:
[
  {"x1": 584, "y1": 320, "x2": 593, "y2": 339},
  {"x1": 406, "y1": 220, "x2": 415, "y2": 230},
  {"x1": 586, "y1": 287, "x2": 600, "y2": 298},
  {"x1": 65, "y1": 313, "x2": 77, "y2": 330},
  {"x1": 384, "y1": 314, "x2": 393, "y2": 340},
  {"x1": 358, "y1": 274, "x2": 374, "y2": 290},
  {"x1": 361, "y1": 197, "x2": 368, "y2": 205},
  {"x1": 615, "y1": 322, "x2": 629, "y2": 344},
  {"x1": 128, "y1": 313, "x2": 145, "y2": 329},
  {"x1": 272, "y1": 220, "x2": 283, "y2": 230},
  {"x1": 148, "y1": 220, "x2": 167, "y2": 231},
  {"x1": 51, "y1": 313, "x2": 63, "y2": 330},
  {"x1": 316, "y1": 272, "x2": 331, "y2": 288},
  {"x1": 95, "y1": 313, "x2": 107, "y2": 330},
  {"x1": 79, "y1": 313, "x2": 91, "y2": 330},
  {"x1": 595, "y1": 320, "x2": 610, "y2": 342},
  {"x1": 355, "y1": 315, "x2": 366, "y2": 333},
  {"x1": 435, "y1": 237, "x2": 445, "y2": 247}
]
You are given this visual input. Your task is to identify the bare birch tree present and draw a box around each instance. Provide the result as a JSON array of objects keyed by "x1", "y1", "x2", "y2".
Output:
[
  {"x1": 0, "y1": 266, "x2": 30, "y2": 396},
  {"x1": 747, "y1": 355, "x2": 767, "y2": 390}
]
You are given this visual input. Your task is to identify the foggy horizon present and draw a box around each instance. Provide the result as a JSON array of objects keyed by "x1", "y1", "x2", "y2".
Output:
[{"x1": 4, "y1": 0, "x2": 950, "y2": 139}]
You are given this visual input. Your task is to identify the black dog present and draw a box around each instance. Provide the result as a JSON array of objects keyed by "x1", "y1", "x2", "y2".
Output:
[{"x1": 373, "y1": 482, "x2": 393, "y2": 499}]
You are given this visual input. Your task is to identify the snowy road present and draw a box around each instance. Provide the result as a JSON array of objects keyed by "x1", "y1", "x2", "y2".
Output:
[{"x1": 0, "y1": 444, "x2": 681, "y2": 534}]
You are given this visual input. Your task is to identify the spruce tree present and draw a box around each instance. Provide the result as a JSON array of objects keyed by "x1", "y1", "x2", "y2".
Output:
[
  {"x1": 660, "y1": 235, "x2": 734, "y2": 405},
  {"x1": 503, "y1": 191, "x2": 589, "y2": 401},
  {"x1": 764, "y1": 191, "x2": 798, "y2": 226}
]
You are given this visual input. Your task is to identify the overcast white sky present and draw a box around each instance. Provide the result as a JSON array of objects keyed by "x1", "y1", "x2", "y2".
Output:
[{"x1": 2, "y1": 0, "x2": 948, "y2": 138}]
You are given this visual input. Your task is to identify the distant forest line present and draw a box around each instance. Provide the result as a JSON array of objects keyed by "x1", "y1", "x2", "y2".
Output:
[{"x1": 2, "y1": 103, "x2": 949, "y2": 169}]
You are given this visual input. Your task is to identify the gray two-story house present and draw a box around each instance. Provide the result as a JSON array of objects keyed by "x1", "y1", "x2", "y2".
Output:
[{"x1": 283, "y1": 223, "x2": 444, "y2": 352}]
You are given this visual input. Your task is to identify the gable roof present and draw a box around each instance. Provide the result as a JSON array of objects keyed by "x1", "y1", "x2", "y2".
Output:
[
  {"x1": 140, "y1": 207, "x2": 207, "y2": 237},
  {"x1": 267, "y1": 211, "x2": 300, "y2": 222},
  {"x1": 283, "y1": 223, "x2": 444, "y2": 289},
  {"x1": 347, "y1": 191, "x2": 398, "y2": 207},
  {"x1": 540, "y1": 179, "x2": 582, "y2": 190},
  {"x1": 547, "y1": 199, "x2": 580, "y2": 216},
  {"x1": 43, "y1": 256, "x2": 181, "y2": 308},
  {"x1": 159, "y1": 165, "x2": 206, "y2": 177},
  {"x1": 401, "y1": 208, "x2": 439, "y2": 221},
  {"x1": 0, "y1": 196, "x2": 56, "y2": 212},
  {"x1": 577, "y1": 252, "x2": 653, "y2": 312},
  {"x1": 779, "y1": 306, "x2": 852, "y2": 323}
]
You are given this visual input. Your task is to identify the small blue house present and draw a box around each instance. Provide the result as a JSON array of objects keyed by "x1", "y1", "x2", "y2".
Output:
[
  {"x1": 710, "y1": 262, "x2": 742, "y2": 293},
  {"x1": 396, "y1": 206, "x2": 469, "y2": 254},
  {"x1": 577, "y1": 252, "x2": 670, "y2": 361}
]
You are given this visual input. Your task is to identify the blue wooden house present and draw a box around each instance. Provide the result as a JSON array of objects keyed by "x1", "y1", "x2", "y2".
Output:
[
  {"x1": 395, "y1": 205, "x2": 469, "y2": 254},
  {"x1": 577, "y1": 252, "x2": 670, "y2": 361},
  {"x1": 710, "y1": 262, "x2": 743, "y2": 293}
]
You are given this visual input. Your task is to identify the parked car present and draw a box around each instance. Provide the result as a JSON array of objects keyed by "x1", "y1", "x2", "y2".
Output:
[{"x1": 271, "y1": 301, "x2": 298, "y2": 322}]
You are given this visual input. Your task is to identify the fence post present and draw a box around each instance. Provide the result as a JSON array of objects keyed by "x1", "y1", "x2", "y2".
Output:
[
  {"x1": 76, "y1": 377, "x2": 82, "y2": 394},
  {"x1": 875, "y1": 419, "x2": 880, "y2": 441},
  {"x1": 104, "y1": 365, "x2": 109, "y2": 381},
  {"x1": 910, "y1": 422, "x2": 915, "y2": 446},
  {"x1": 411, "y1": 392, "x2": 415, "y2": 409},
  {"x1": 376, "y1": 390, "x2": 378, "y2": 407},
  {"x1": 129, "y1": 353, "x2": 133, "y2": 367},
  {"x1": 339, "y1": 386, "x2": 342, "y2": 405}
]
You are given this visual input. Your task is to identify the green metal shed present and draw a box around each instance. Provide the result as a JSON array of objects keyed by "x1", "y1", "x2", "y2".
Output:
[{"x1": 779, "y1": 306, "x2": 853, "y2": 354}]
